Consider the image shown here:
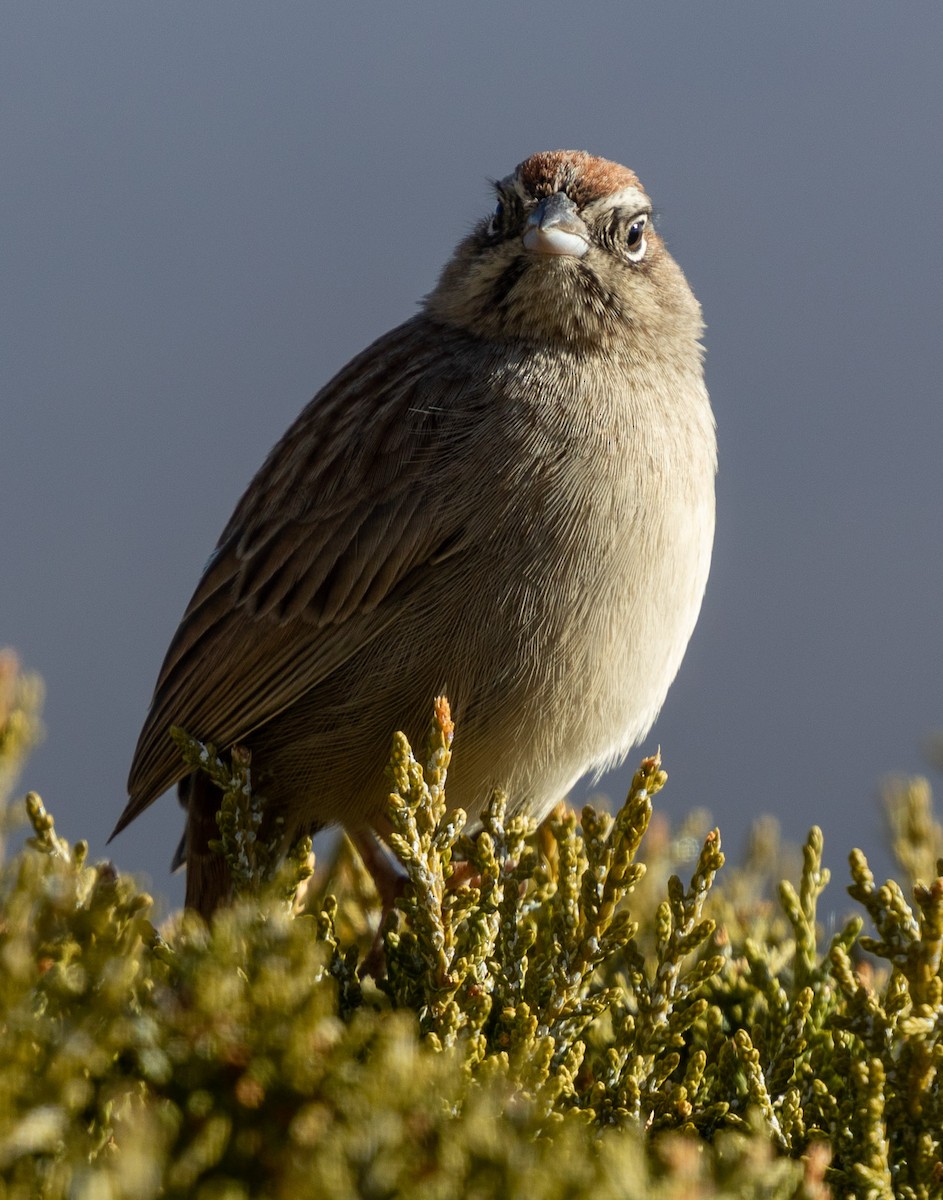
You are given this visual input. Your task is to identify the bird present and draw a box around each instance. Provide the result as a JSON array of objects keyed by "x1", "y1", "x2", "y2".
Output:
[{"x1": 114, "y1": 149, "x2": 717, "y2": 917}]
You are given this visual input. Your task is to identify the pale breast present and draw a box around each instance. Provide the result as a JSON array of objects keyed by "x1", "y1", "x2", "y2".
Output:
[{"x1": 433, "y1": 347, "x2": 716, "y2": 819}]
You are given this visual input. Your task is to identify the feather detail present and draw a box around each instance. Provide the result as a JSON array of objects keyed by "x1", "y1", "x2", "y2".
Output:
[{"x1": 120, "y1": 318, "x2": 487, "y2": 827}]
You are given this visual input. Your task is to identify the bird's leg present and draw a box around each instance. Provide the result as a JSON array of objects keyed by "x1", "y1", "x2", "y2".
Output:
[
  {"x1": 354, "y1": 817, "x2": 483, "y2": 899},
  {"x1": 350, "y1": 825, "x2": 407, "y2": 913},
  {"x1": 350, "y1": 818, "x2": 484, "y2": 978},
  {"x1": 349, "y1": 826, "x2": 405, "y2": 978}
]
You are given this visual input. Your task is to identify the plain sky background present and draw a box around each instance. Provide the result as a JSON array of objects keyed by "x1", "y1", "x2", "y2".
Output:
[{"x1": 3, "y1": 3, "x2": 942, "y2": 913}]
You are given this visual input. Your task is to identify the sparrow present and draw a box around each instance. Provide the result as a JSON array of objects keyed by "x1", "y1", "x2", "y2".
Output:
[{"x1": 114, "y1": 150, "x2": 717, "y2": 916}]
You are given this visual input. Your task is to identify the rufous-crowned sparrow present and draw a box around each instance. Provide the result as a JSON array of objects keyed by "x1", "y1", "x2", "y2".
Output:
[{"x1": 114, "y1": 150, "x2": 716, "y2": 916}]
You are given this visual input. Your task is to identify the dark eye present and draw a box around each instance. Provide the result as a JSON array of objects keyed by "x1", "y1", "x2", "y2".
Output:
[
  {"x1": 487, "y1": 198, "x2": 505, "y2": 238},
  {"x1": 625, "y1": 215, "x2": 648, "y2": 262}
]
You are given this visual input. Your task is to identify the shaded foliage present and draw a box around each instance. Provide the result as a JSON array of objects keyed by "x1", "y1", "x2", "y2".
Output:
[{"x1": 0, "y1": 655, "x2": 941, "y2": 1198}]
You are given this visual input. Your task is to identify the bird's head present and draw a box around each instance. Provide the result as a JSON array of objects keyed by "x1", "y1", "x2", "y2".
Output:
[{"x1": 426, "y1": 150, "x2": 702, "y2": 352}]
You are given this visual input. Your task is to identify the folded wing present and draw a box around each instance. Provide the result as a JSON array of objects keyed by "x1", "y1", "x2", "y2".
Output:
[{"x1": 118, "y1": 317, "x2": 482, "y2": 833}]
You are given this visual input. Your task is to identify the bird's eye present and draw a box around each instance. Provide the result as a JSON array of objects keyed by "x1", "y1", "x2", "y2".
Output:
[
  {"x1": 625, "y1": 215, "x2": 648, "y2": 262},
  {"x1": 486, "y1": 199, "x2": 506, "y2": 238}
]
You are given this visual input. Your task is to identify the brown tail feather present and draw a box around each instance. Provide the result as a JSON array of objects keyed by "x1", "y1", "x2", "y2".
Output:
[{"x1": 180, "y1": 773, "x2": 233, "y2": 918}]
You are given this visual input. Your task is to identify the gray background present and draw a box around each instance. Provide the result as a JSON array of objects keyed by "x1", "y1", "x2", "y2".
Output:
[{"x1": 3, "y1": 2, "x2": 941, "y2": 912}]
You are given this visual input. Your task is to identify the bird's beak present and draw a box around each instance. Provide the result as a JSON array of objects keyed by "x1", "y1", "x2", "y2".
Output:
[{"x1": 522, "y1": 193, "x2": 590, "y2": 258}]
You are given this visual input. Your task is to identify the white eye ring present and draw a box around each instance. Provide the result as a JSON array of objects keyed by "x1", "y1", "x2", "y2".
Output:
[{"x1": 625, "y1": 214, "x2": 648, "y2": 263}]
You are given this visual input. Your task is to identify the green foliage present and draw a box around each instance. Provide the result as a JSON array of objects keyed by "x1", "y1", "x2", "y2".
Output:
[
  {"x1": 1, "y1": 659, "x2": 942, "y2": 1198},
  {"x1": 0, "y1": 651, "x2": 43, "y2": 858}
]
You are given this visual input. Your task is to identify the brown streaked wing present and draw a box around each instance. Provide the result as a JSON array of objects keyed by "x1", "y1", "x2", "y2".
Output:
[{"x1": 118, "y1": 316, "x2": 479, "y2": 833}]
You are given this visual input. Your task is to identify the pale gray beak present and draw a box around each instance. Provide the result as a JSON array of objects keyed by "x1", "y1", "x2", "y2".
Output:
[{"x1": 522, "y1": 193, "x2": 590, "y2": 258}]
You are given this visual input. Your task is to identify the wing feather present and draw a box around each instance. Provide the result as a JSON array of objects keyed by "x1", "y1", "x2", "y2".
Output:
[{"x1": 117, "y1": 317, "x2": 484, "y2": 833}]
